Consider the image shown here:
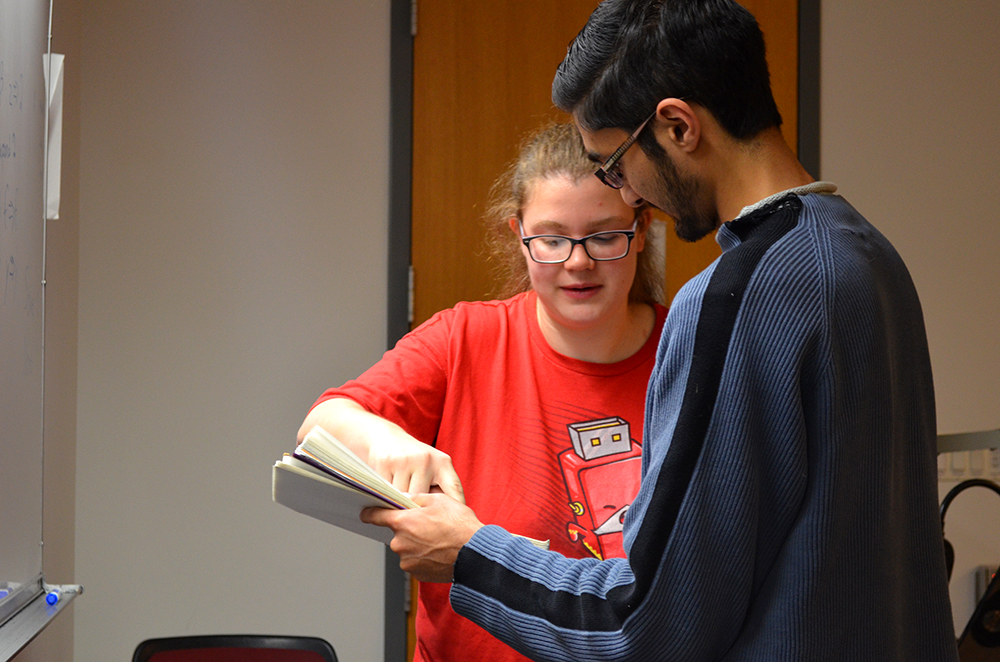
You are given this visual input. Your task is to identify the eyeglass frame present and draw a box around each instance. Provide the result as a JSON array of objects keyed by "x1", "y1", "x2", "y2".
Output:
[
  {"x1": 518, "y1": 220, "x2": 638, "y2": 264},
  {"x1": 594, "y1": 111, "x2": 658, "y2": 190}
]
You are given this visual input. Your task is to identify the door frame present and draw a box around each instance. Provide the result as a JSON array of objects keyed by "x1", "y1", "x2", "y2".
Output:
[
  {"x1": 383, "y1": 5, "x2": 414, "y2": 662},
  {"x1": 383, "y1": 1, "x2": 820, "y2": 660}
]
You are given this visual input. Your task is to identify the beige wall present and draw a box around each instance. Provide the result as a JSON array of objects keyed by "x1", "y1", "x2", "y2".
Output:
[
  {"x1": 20, "y1": 0, "x2": 394, "y2": 660},
  {"x1": 14, "y1": 1, "x2": 1000, "y2": 659},
  {"x1": 76, "y1": 1, "x2": 393, "y2": 659}
]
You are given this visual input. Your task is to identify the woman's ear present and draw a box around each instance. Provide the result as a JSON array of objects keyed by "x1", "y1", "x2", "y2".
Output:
[
  {"x1": 633, "y1": 208, "x2": 654, "y2": 253},
  {"x1": 510, "y1": 217, "x2": 532, "y2": 259},
  {"x1": 654, "y1": 98, "x2": 701, "y2": 153}
]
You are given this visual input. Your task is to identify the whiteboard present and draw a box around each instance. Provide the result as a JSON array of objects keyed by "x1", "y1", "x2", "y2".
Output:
[{"x1": 0, "y1": 0, "x2": 48, "y2": 624}]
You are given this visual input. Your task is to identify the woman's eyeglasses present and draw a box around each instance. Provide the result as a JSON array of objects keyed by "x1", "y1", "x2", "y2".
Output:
[{"x1": 519, "y1": 220, "x2": 637, "y2": 264}]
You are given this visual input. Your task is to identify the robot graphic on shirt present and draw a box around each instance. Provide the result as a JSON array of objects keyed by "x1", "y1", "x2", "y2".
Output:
[{"x1": 558, "y1": 416, "x2": 642, "y2": 560}]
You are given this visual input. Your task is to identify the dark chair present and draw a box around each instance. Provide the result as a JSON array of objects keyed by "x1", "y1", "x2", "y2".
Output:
[{"x1": 132, "y1": 635, "x2": 337, "y2": 662}]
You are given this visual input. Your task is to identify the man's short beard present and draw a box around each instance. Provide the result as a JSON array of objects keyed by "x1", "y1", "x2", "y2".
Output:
[{"x1": 644, "y1": 139, "x2": 719, "y2": 243}]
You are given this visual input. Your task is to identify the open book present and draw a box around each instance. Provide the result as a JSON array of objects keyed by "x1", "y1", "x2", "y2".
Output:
[
  {"x1": 272, "y1": 425, "x2": 417, "y2": 544},
  {"x1": 273, "y1": 425, "x2": 549, "y2": 549}
]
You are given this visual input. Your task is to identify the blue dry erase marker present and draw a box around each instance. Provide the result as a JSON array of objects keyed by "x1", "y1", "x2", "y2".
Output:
[
  {"x1": 0, "y1": 589, "x2": 9, "y2": 599},
  {"x1": 45, "y1": 587, "x2": 62, "y2": 605}
]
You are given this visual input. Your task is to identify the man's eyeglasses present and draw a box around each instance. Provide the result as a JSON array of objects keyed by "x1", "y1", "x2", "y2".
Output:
[
  {"x1": 594, "y1": 111, "x2": 657, "y2": 190},
  {"x1": 519, "y1": 220, "x2": 637, "y2": 264}
]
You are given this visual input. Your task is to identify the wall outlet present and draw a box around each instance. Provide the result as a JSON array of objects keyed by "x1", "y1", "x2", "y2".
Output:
[{"x1": 939, "y1": 450, "x2": 1000, "y2": 482}]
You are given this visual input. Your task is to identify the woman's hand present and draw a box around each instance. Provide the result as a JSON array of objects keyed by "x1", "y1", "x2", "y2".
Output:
[{"x1": 297, "y1": 398, "x2": 465, "y2": 502}]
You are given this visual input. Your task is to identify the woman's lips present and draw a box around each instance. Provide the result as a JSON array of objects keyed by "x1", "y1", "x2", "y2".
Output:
[{"x1": 561, "y1": 283, "x2": 601, "y2": 299}]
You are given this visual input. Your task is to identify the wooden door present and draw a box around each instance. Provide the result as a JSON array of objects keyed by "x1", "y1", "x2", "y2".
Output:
[
  {"x1": 410, "y1": 0, "x2": 602, "y2": 327},
  {"x1": 412, "y1": 0, "x2": 800, "y2": 324},
  {"x1": 408, "y1": 0, "x2": 799, "y2": 657}
]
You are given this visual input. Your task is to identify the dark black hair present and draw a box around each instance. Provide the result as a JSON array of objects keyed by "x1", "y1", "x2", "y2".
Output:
[{"x1": 553, "y1": 0, "x2": 782, "y2": 141}]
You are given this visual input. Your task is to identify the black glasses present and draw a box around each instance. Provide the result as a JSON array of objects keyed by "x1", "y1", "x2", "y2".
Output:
[
  {"x1": 594, "y1": 111, "x2": 657, "y2": 190},
  {"x1": 519, "y1": 221, "x2": 637, "y2": 264}
]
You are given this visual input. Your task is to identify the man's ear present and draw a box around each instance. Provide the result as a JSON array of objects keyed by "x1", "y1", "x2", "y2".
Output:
[
  {"x1": 508, "y1": 217, "x2": 520, "y2": 235},
  {"x1": 654, "y1": 98, "x2": 701, "y2": 153}
]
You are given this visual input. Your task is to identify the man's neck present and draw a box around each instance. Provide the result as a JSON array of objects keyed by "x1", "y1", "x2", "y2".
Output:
[{"x1": 712, "y1": 127, "x2": 814, "y2": 223}]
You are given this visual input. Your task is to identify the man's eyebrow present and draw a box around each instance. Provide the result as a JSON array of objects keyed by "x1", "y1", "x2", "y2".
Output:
[{"x1": 586, "y1": 151, "x2": 604, "y2": 165}]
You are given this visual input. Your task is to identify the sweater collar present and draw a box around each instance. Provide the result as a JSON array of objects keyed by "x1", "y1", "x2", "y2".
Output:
[
  {"x1": 716, "y1": 181, "x2": 838, "y2": 252},
  {"x1": 735, "y1": 181, "x2": 838, "y2": 220}
]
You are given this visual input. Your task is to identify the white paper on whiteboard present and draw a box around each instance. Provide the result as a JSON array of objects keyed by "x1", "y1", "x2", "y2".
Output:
[{"x1": 43, "y1": 53, "x2": 64, "y2": 221}]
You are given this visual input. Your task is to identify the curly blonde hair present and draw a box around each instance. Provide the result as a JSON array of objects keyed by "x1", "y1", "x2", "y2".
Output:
[{"x1": 483, "y1": 122, "x2": 663, "y2": 304}]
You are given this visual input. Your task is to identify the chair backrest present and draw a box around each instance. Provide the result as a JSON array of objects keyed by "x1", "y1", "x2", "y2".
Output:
[{"x1": 132, "y1": 635, "x2": 337, "y2": 662}]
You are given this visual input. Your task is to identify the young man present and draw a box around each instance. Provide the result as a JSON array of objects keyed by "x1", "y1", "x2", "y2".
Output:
[{"x1": 363, "y1": 1, "x2": 959, "y2": 660}]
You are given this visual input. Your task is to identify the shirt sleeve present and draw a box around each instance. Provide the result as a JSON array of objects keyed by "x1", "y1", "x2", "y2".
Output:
[{"x1": 313, "y1": 309, "x2": 458, "y2": 445}]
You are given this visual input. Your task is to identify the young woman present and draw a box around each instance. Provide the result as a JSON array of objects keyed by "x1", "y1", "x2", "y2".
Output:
[{"x1": 297, "y1": 123, "x2": 666, "y2": 662}]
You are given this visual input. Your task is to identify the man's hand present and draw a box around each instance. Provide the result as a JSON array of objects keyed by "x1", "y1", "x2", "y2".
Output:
[{"x1": 361, "y1": 493, "x2": 484, "y2": 582}]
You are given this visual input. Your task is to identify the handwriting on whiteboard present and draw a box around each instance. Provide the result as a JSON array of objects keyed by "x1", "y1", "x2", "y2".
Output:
[{"x1": 0, "y1": 57, "x2": 32, "y2": 317}]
